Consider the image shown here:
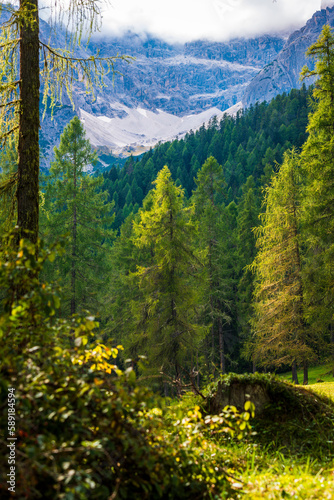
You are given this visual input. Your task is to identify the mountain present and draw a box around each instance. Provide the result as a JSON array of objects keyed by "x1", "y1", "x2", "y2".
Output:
[
  {"x1": 37, "y1": 28, "x2": 287, "y2": 162},
  {"x1": 242, "y1": 5, "x2": 334, "y2": 107},
  {"x1": 86, "y1": 32, "x2": 286, "y2": 116}
]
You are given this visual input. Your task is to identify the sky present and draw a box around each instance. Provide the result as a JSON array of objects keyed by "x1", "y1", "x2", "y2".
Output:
[{"x1": 94, "y1": 0, "x2": 321, "y2": 43}]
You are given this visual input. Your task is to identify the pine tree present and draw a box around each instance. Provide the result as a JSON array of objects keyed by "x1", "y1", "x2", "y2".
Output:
[
  {"x1": 129, "y1": 166, "x2": 203, "y2": 384},
  {"x1": 250, "y1": 150, "x2": 314, "y2": 383},
  {"x1": 41, "y1": 116, "x2": 114, "y2": 317}
]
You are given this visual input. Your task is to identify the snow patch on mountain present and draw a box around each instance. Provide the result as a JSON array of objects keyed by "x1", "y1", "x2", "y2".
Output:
[{"x1": 80, "y1": 102, "x2": 242, "y2": 157}]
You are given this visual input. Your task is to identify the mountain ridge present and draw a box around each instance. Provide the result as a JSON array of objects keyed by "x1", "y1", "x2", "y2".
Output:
[{"x1": 242, "y1": 5, "x2": 334, "y2": 107}]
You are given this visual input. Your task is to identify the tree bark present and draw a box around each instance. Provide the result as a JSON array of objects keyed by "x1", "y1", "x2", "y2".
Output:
[
  {"x1": 331, "y1": 322, "x2": 334, "y2": 377},
  {"x1": 218, "y1": 318, "x2": 225, "y2": 374},
  {"x1": 71, "y1": 148, "x2": 77, "y2": 315},
  {"x1": 292, "y1": 360, "x2": 299, "y2": 384},
  {"x1": 303, "y1": 360, "x2": 308, "y2": 385},
  {"x1": 17, "y1": 0, "x2": 40, "y2": 245}
]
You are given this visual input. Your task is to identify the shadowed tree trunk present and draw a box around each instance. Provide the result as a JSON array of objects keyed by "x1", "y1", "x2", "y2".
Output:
[
  {"x1": 303, "y1": 360, "x2": 308, "y2": 385},
  {"x1": 17, "y1": 0, "x2": 40, "y2": 245},
  {"x1": 218, "y1": 318, "x2": 225, "y2": 374},
  {"x1": 292, "y1": 360, "x2": 299, "y2": 384}
]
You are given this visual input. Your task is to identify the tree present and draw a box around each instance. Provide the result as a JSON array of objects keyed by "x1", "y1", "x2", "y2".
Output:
[
  {"x1": 236, "y1": 175, "x2": 260, "y2": 371},
  {"x1": 300, "y1": 25, "x2": 334, "y2": 368},
  {"x1": 0, "y1": 1, "x2": 129, "y2": 245},
  {"x1": 250, "y1": 150, "x2": 314, "y2": 384},
  {"x1": 41, "y1": 116, "x2": 114, "y2": 317},
  {"x1": 192, "y1": 156, "x2": 230, "y2": 373},
  {"x1": 128, "y1": 166, "x2": 203, "y2": 385}
]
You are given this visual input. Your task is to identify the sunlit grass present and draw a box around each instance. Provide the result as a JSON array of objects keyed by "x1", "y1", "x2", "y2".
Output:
[
  {"x1": 279, "y1": 364, "x2": 334, "y2": 385},
  {"x1": 306, "y1": 382, "x2": 334, "y2": 401}
]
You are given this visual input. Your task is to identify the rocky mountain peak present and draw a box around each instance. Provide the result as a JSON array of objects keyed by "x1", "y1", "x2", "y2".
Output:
[{"x1": 242, "y1": 5, "x2": 334, "y2": 108}]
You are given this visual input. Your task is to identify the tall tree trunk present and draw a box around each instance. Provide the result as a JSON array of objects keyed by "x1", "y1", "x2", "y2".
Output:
[
  {"x1": 303, "y1": 360, "x2": 308, "y2": 385},
  {"x1": 70, "y1": 203, "x2": 77, "y2": 315},
  {"x1": 331, "y1": 322, "x2": 334, "y2": 377},
  {"x1": 17, "y1": 0, "x2": 40, "y2": 245},
  {"x1": 71, "y1": 151, "x2": 77, "y2": 315},
  {"x1": 218, "y1": 318, "x2": 225, "y2": 374},
  {"x1": 292, "y1": 360, "x2": 299, "y2": 384}
]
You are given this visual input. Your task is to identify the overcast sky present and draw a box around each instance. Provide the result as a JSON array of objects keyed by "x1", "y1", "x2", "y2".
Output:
[{"x1": 94, "y1": 0, "x2": 321, "y2": 42}]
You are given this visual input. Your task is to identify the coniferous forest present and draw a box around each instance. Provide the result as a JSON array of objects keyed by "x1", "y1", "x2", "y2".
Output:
[{"x1": 1, "y1": 2, "x2": 334, "y2": 497}]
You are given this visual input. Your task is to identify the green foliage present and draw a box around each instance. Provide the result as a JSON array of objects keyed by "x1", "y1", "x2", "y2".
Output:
[
  {"x1": 249, "y1": 150, "x2": 315, "y2": 370},
  {"x1": 0, "y1": 237, "x2": 254, "y2": 499},
  {"x1": 102, "y1": 86, "x2": 311, "y2": 231},
  {"x1": 41, "y1": 116, "x2": 115, "y2": 317},
  {"x1": 127, "y1": 166, "x2": 204, "y2": 381},
  {"x1": 192, "y1": 156, "x2": 230, "y2": 372},
  {"x1": 301, "y1": 25, "x2": 334, "y2": 340},
  {"x1": 205, "y1": 373, "x2": 334, "y2": 459}
]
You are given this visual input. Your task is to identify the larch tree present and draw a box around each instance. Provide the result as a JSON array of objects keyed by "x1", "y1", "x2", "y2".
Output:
[
  {"x1": 129, "y1": 166, "x2": 203, "y2": 386},
  {"x1": 250, "y1": 150, "x2": 314, "y2": 384},
  {"x1": 0, "y1": 1, "x2": 130, "y2": 246},
  {"x1": 300, "y1": 25, "x2": 334, "y2": 370},
  {"x1": 41, "y1": 116, "x2": 114, "y2": 317}
]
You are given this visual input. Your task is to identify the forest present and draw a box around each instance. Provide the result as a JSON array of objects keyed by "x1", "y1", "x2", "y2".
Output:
[{"x1": 0, "y1": 1, "x2": 334, "y2": 498}]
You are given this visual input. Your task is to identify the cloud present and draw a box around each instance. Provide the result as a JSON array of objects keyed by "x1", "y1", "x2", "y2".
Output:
[{"x1": 97, "y1": 0, "x2": 320, "y2": 42}]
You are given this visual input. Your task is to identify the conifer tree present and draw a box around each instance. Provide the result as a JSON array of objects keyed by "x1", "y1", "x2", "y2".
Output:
[
  {"x1": 236, "y1": 176, "x2": 260, "y2": 370},
  {"x1": 192, "y1": 156, "x2": 230, "y2": 373},
  {"x1": 300, "y1": 25, "x2": 334, "y2": 364},
  {"x1": 41, "y1": 116, "x2": 114, "y2": 317},
  {"x1": 0, "y1": 1, "x2": 129, "y2": 245},
  {"x1": 129, "y1": 166, "x2": 202, "y2": 384},
  {"x1": 250, "y1": 150, "x2": 314, "y2": 383}
]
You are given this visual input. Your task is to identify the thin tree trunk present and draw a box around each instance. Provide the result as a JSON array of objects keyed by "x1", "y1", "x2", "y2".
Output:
[
  {"x1": 252, "y1": 360, "x2": 256, "y2": 373},
  {"x1": 292, "y1": 360, "x2": 299, "y2": 384},
  {"x1": 303, "y1": 360, "x2": 308, "y2": 385},
  {"x1": 71, "y1": 150, "x2": 77, "y2": 315},
  {"x1": 163, "y1": 382, "x2": 169, "y2": 398},
  {"x1": 331, "y1": 323, "x2": 334, "y2": 377},
  {"x1": 17, "y1": 0, "x2": 40, "y2": 245},
  {"x1": 218, "y1": 318, "x2": 225, "y2": 374}
]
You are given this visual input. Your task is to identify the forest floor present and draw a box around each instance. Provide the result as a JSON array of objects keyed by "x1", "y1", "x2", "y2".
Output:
[
  {"x1": 171, "y1": 369, "x2": 334, "y2": 499},
  {"x1": 231, "y1": 369, "x2": 334, "y2": 499}
]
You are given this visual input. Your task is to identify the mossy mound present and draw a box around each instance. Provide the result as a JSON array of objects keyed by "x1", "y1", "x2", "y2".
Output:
[{"x1": 205, "y1": 373, "x2": 334, "y2": 457}]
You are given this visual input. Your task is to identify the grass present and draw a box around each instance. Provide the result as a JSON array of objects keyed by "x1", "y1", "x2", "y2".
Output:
[
  {"x1": 306, "y1": 381, "x2": 334, "y2": 400},
  {"x1": 163, "y1": 370, "x2": 334, "y2": 499},
  {"x1": 197, "y1": 371, "x2": 334, "y2": 498},
  {"x1": 279, "y1": 364, "x2": 334, "y2": 385}
]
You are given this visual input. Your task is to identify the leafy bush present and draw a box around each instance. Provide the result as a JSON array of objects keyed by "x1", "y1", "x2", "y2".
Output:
[{"x1": 0, "y1": 238, "x2": 253, "y2": 499}]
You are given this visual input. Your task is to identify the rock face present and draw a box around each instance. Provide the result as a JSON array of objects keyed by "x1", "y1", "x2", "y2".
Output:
[
  {"x1": 86, "y1": 32, "x2": 285, "y2": 117},
  {"x1": 242, "y1": 5, "x2": 334, "y2": 107},
  {"x1": 207, "y1": 379, "x2": 271, "y2": 415},
  {"x1": 37, "y1": 27, "x2": 286, "y2": 162}
]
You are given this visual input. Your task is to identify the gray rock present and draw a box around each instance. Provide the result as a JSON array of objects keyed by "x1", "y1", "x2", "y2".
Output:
[{"x1": 243, "y1": 6, "x2": 334, "y2": 107}]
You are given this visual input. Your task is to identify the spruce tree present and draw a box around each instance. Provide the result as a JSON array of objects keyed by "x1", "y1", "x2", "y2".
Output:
[
  {"x1": 41, "y1": 116, "x2": 114, "y2": 317},
  {"x1": 192, "y1": 156, "x2": 230, "y2": 373},
  {"x1": 236, "y1": 175, "x2": 260, "y2": 371}
]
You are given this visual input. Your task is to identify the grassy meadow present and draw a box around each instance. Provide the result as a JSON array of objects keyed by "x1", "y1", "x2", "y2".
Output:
[{"x1": 168, "y1": 367, "x2": 334, "y2": 499}]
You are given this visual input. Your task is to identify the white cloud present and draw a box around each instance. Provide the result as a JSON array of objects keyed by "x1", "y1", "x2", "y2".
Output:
[{"x1": 97, "y1": 0, "x2": 320, "y2": 42}]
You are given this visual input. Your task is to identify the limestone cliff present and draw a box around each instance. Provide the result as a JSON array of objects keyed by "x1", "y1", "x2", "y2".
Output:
[{"x1": 242, "y1": 6, "x2": 334, "y2": 107}]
